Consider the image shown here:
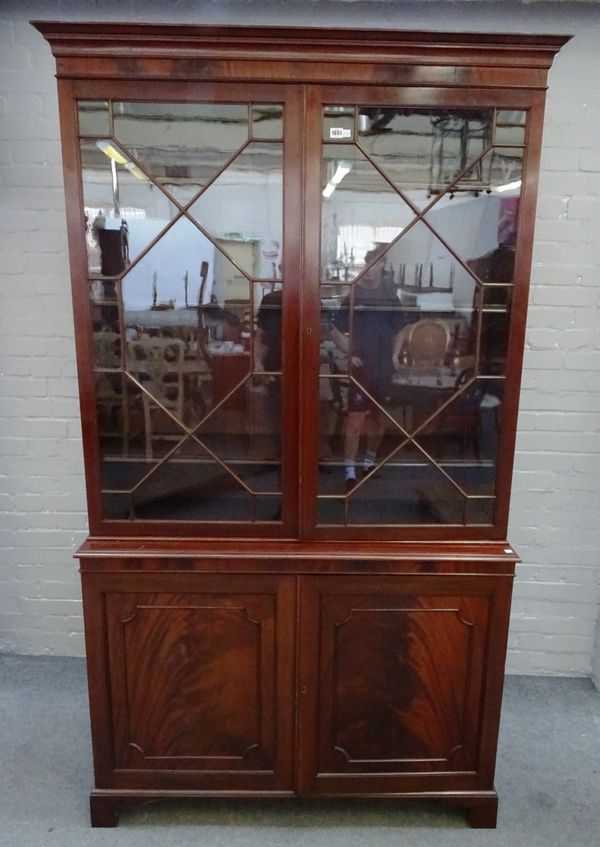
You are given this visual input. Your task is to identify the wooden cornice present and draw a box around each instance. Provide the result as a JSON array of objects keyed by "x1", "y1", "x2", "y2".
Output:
[{"x1": 32, "y1": 21, "x2": 570, "y2": 71}]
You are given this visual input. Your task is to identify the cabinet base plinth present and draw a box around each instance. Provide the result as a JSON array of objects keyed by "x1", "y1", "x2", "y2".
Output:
[
  {"x1": 90, "y1": 794, "x2": 119, "y2": 827},
  {"x1": 466, "y1": 795, "x2": 499, "y2": 828},
  {"x1": 88, "y1": 790, "x2": 499, "y2": 829}
]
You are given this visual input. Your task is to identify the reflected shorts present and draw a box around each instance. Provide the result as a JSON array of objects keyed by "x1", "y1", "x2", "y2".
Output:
[{"x1": 347, "y1": 373, "x2": 388, "y2": 413}]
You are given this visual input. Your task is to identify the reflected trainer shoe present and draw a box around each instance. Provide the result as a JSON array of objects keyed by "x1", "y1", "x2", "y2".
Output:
[{"x1": 345, "y1": 476, "x2": 358, "y2": 494}]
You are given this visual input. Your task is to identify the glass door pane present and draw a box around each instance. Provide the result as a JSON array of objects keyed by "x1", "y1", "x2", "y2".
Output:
[
  {"x1": 80, "y1": 97, "x2": 286, "y2": 525},
  {"x1": 318, "y1": 103, "x2": 524, "y2": 527}
]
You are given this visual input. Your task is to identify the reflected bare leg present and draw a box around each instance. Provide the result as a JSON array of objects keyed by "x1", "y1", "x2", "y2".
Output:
[{"x1": 344, "y1": 410, "x2": 368, "y2": 490}]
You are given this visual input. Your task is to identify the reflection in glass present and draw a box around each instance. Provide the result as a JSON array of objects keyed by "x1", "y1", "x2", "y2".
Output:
[
  {"x1": 323, "y1": 106, "x2": 355, "y2": 141},
  {"x1": 318, "y1": 107, "x2": 515, "y2": 526},
  {"x1": 319, "y1": 283, "x2": 351, "y2": 436},
  {"x1": 480, "y1": 310, "x2": 509, "y2": 375},
  {"x1": 318, "y1": 413, "x2": 414, "y2": 498},
  {"x1": 357, "y1": 107, "x2": 493, "y2": 207},
  {"x1": 196, "y1": 375, "x2": 282, "y2": 493},
  {"x1": 91, "y1": 303, "x2": 121, "y2": 369},
  {"x1": 78, "y1": 101, "x2": 109, "y2": 136},
  {"x1": 188, "y1": 143, "x2": 283, "y2": 278},
  {"x1": 252, "y1": 104, "x2": 283, "y2": 140},
  {"x1": 81, "y1": 140, "x2": 180, "y2": 274},
  {"x1": 386, "y1": 219, "x2": 478, "y2": 310},
  {"x1": 321, "y1": 145, "x2": 417, "y2": 281},
  {"x1": 126, "y1": 335, "x2": 193, "y2": 439},
  {"x1": 96, "y1": 372, "x2": 126, "y2": 477},
  {"x1": 113, "y1": 102, "x2": 249, "y2": 206},
  {"x1": 494, "y1": 111, "x2": 526, "y2": 146},
  {"x1": 328, "y1": 255, "x2": 415, "y2": 422},
  {"x1": 316, "y1": 497, "x2": 346, "y2": 525},
  {"x1": 89, "y1": 278, "x2": 118, "y2": 303},
  {"x1": 255, "y1": 496, "x2": 282, "y2": 521},
  {"x1": 414, "y1": 379, "x2": 504, "y2": 497},
  {"x1": 103, "y1": 493, "x2": 133, "y2": 520},
  {"x1": 121, "y1": 216, "x2": 252, "y2": 424},
  {"x1": 97, "y1": 374, "x2": 164, "y2": 491},
  {"x1": 490, "y1": 147, "x2": 523, "y2": 188},
  {"x1": 426, "y1": 148, "x2": 522, "y2": 288},
  {"x1": 130, "y1": 437, "x2": 253, "y2": 522},
  {"x1": 347, "y1": 455, "x2": 466, "y2": 525},
  {"x1": 87, "y1": 102, "x2": 285, "y2": 526},
  {"x1": 124, "y1": 372, "x2": 188, "y2": 461},
  {"x1": 254, "y1": 284, "x2": 282, "y2": 372},
  {"x1": 483, "y1": 285, "x2": 513, "y2": 308},
  {"x1": 318, "y1": 258, "x2": 481, "y2": 504},
  {"x1": 444, "y1": 146, "x2": 523, "y2": 199},
  {"x1": 465, "y1": 498, "x2": 495, "y2": 525}
]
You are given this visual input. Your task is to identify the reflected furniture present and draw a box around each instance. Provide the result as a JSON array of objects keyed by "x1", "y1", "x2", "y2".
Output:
[{"x1": 35, "y1": 22, "x2": 568, "y2": 829}]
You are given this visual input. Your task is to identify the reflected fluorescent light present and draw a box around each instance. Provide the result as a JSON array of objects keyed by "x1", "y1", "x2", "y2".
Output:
[
  {"x1": 322, "y1": 161, "x2": 352, "y2": 198},
  {"x1": 331, "y1": 162, "x2": 352, "y2": 185},
  {"x1": 358, "y1": 113, "x2": 370, "y2": 133},
  {"x1": 125, "y1": 162, "x2": 145, "y2": 180},
  {"x1": 96, "y1": 140, "x2": 128, "y2": 165},
  {"x1": 96, "y1": 140, "x2": 145, "y2": 180},
  {"x1": 495, "y1": 179, "x2": 522, "y2": 193}
]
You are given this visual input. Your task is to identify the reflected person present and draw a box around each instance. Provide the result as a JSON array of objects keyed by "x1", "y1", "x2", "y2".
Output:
[
  {"x1": 255, "y1": 287, "x2": 282, "y2": 373},
  {"x1": 330, "y1": 250, "x2": 406, "y2": 493},
  {"x1": 255, "y1": 287, "x2": 283, "y2": 435}
]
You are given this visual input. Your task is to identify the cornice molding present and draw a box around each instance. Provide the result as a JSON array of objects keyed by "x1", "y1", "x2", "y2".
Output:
[{"x1": 32, "y1": 21, "x2": 570, "y2": 71}]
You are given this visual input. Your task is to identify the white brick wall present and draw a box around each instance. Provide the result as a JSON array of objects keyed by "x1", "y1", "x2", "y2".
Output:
[{"x1": 1, "y1": 0, "x2": 600, "y2": 677}]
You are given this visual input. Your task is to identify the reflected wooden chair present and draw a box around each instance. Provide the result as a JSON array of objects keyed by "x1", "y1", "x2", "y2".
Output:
[
  {"x1": 392, "y1": 318, "x2": 452, "y2": 430},
  {"x1": 92, "y1": 330, "x2": 120, "y2": 368},
  {"x1": 406, "y1": 318, "x2": 451, "y2": 367},
  {"x1": 92, "y1": 329, "x2": 125, "y2": 450},
  {"x1": 127, "y1": 337, "x2": 187, "y2": 459},
  {"x1": 95, "y1": 372, "x2": 126, "y2": 451}
]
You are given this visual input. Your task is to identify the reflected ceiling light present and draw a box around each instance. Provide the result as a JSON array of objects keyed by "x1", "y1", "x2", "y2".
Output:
[
  {"x1": 358, "y1": 113, "x2": 371, "y2": 132},
  {"x1": 495, "y1": 179, "x2": 522, "y2": 193},
  {"x1": 96, "y1": 140, "x2": 128, "y2": 164},
  {"x1": 124, "y1": 162, "x2": 145, "y2": 180},
  {"x1": 322, "y1": 161, "x2": 352, "y2": 198},
  {"x1": 96, "y1": 140, "x2": 145, "y2": 179},
  {"x1": 331, "y1": 162, "x2": 352, "y2": 184}
]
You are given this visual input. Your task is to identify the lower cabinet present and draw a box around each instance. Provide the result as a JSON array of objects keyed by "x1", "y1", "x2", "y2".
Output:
[
  {"x1": 82, "y1": 565, "x2": 512, "y2": 826},
  {"x1": 85, "y1": 573, "x2": 297, "y2": 793},
  {"x1": 297, "y1": 575, "x2": 508, "y2": 796}
]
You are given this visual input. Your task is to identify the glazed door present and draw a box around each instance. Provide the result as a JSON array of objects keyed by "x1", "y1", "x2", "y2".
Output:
[
  {"x1": 86, "y1": 572, "x2": 296, "y2": 791},
  {"x1": 72, "y1": 83, "x2": 302, "y2": 535},
  {"x1": 301, "y1": 85, "x2": 532, "y2": 540},
  {"x1": 296, "y1": 573, "x2": 511, "y2": 794}
]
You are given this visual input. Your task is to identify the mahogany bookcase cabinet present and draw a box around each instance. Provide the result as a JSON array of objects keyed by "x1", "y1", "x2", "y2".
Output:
[{"x1": 35, "y1": 22, "x2": 568, "y2": 828}]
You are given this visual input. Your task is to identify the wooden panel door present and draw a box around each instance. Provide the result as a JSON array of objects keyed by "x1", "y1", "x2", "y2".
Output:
[
  {"x1": 85, "y1": 572, "x2": 296, "y2": 792},
  {"x1": 297, "y1": 572, "x2": 512, "y2": 794}
]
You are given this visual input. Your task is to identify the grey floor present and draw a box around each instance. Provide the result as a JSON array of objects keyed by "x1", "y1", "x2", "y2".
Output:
[{"x1": 0, "y1": 655, "x2": 599, "y2": 847}]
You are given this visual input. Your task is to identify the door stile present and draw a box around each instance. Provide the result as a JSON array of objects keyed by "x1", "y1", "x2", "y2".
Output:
[
  {"x1": 492, "y1": 93, "x2": 546, "y2": 534},
  {"x1": 280, "y1": 84, "x2": 305, "y2": 537},
  {"x1": 294, "y1": 575, "x2": 319, "y2": 793},
  {"x1": 299, "y1": 85, "x2": 326, "y2": 540}
]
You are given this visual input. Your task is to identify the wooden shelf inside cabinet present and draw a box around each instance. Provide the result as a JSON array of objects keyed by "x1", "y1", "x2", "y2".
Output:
[{"x1": 35, "y1": 20, "x2": 568, "y2": 829}]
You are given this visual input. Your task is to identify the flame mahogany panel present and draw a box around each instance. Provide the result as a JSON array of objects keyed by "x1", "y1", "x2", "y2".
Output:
[
  {"x1": 87, "y1": 573, "x2": 296, "y2": 792},
  {"x1": 297, "y1": 573, "x2": 513, "y2": 795}
]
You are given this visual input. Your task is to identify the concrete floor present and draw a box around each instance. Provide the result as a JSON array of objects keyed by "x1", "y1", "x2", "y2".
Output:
[{"x1": 0, "y1": 654, "x2": 598, "y2": 846}]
